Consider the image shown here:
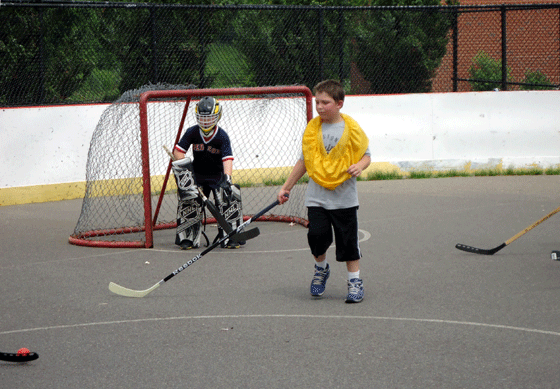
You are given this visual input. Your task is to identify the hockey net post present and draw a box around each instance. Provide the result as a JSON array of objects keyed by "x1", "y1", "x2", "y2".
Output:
[{"x1": 70, "y1": 85, "x2": 313, "y2": 248}]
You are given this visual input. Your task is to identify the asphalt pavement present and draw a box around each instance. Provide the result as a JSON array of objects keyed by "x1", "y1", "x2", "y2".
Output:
[{"x1": 2, "y1": 176, "x2": 560, "y2": 388}]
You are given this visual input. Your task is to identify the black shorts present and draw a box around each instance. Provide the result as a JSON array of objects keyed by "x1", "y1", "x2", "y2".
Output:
[{"x1": 307, "y1": 206, "x2": 362, "y2": 262}]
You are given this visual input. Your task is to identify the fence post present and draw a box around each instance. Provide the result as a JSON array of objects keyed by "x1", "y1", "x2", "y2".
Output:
[
  {"x1": 38, "y1": 6, "x2": 46, "y2": 104},
  {"x1": 338, "y1": 9, "x2": 345, "y2": 82},
  {"x1": 318, "y1": 7, "x2": 324, "y2": 82},
  {"x1": 150, "y1": 6, "x2": 159, "y2": 84},
  {"x1": 452, "y1": 7, "x2": 458, "y2": 92},
  {"x1": 501, "y1": 5, "x2": 508, "y2": 91},
  {"x1": 198, "y1": 8, "x2": 207, "y2": 88}
]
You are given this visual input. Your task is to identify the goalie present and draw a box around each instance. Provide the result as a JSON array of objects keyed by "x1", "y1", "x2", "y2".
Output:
[{"x1": 172, "y1": 96, "x2": 244, "y2": 250}]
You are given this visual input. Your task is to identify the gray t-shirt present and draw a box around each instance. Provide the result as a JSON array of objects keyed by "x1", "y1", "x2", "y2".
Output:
[{"x1": 301, "y1": 120, "x2": 370, "y2": 210}]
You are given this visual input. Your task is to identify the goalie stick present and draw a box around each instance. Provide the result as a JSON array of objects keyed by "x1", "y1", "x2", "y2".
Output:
[
  {"x1": 108, "y1": 197, "x2": 283, "y2": 298},
  {"x1": 0, "y1": 351, "x2": 39, "y2": 363},
  {"x1": 456, "y1": 204, "x2": 560, "y2": 255},
  {"x1": 164, "y1": 145, "x2": 257, "y2": 243}
]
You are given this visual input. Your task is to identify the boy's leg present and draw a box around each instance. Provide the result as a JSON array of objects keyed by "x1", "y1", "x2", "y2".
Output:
[
  {"x1": 345, "y1": 259, "x2": 363, "y2": 303},
  {"x1": 330, "y1": 207, "x2": 364, "y2": 303},
  {"x1": 307, "y1": 207, "x2": 333, "y2": 297}
]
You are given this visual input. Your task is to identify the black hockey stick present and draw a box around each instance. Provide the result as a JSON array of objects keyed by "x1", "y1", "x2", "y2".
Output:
[
  {"x1": 0, "y1": 351, "x2": 39, "y2": 363},
  {"x1": 196, "y1": 187, "x2": 257, "y2": 243},
  {"x1": 164, "y1": 145, "x2": 257, "y2": 243},
  {"x1": 109, "y1": 197, "x2": 283, "y2": 297},
  {"x1": 456, "y1": 205, "x2": 560, "y2": 255}
]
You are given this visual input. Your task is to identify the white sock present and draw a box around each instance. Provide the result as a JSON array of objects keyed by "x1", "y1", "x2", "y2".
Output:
[
  {"x1": 315, "y1": 258, "x2": 327, "y2": 269},
  {"x1": 348, "y1": 271, "x2": 360, "y2": 281}
]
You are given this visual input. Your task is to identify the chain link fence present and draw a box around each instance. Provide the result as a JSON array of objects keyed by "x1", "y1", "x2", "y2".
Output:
[{"x1": 1, "y1": 1, "x2": 559, "y2": 107}]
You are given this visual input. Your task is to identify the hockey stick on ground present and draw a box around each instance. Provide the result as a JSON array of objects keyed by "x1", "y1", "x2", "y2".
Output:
[
  {"x1": 108, "y1": 197, "x2": 283, "y2": 297},
  {"x1": 196, "y1": 187, "x2": 250, "y2": 239},
  {"x1": 163, "y1": 145, "x2": 259, "y2": 242},
  {"x1": 0, "y1": 351, "x2": 39, "y2": 363},
  {"x1": 196, "y1": 186, "x2": 260, "y2": 243},
  {"x1": 456, "y1": 204, "x2": 560, "y2": 255}
]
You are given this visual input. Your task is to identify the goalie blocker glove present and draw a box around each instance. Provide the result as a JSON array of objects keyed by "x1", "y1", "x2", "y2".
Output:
[{"x1": 218, "y1": 174, "x2": 235, "y2": 203}]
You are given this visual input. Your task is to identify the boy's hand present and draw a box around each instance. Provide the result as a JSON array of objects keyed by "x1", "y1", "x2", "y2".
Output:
[
  {"x1": 347, "y1": 163, "x2": 363, "y2": 177},
  {"x1": 277, "y1": 189, "x2": 290, "y2": 204}
]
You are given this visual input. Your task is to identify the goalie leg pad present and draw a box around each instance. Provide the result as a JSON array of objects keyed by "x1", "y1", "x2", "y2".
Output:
[
  {"x1": 175, "y1": 197, "x2": 203, "y2": 248},
  {"x1": 212, "y1": 185, "x2": 244, "y2": 246},
  {"x1": 172, "y1": 158, "x2": 198, "y2": 201}
]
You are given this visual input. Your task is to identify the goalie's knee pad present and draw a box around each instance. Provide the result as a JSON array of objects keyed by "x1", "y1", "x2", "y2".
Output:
[
  {"x1": 172, "y1": 157, "x2": 197, "y2": 201},
  {"x1": 175, "y1": 196, "x2": 203, "y2": 248}
]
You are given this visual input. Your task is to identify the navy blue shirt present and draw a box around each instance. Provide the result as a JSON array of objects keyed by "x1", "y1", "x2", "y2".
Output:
[{"x1": 175, "y1": 125, "x2": 234, "y2": 185}]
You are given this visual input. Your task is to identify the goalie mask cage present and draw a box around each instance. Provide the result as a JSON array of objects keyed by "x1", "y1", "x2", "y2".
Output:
[{"x1": 69, "y1": 85, "x2": 313, "y2": 248}]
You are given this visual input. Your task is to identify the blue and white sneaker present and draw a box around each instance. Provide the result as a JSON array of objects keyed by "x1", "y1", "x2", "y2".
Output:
[
  {"x1": 310, "y1": 264, "x2": 330, "y2": 297},
  {"x1": 345, "y1": 278, "x2": 364, "y2": 303}
]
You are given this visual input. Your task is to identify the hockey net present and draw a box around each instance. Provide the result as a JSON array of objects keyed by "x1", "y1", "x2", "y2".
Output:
[{"x1": 70, "y1": 85, "x2": 313, "y2": 248}]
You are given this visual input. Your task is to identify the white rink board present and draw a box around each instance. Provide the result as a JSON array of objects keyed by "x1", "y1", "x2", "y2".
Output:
[{"x1": 1, "y1": 90, "x2": 560, "y2": 190}]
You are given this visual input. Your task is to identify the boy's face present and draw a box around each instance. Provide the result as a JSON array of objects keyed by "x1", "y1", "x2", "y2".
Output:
[{"x1": 315, "y1": 91, "x2": 343, "y2": 123}]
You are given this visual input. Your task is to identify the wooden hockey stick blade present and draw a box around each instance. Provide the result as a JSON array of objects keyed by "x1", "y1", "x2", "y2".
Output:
[
  {"x1": 163, "y1": 145, "x2": 175, "y2": 160},
  {"x1": 108, "y1": 280, "x2": 162, "y2": 298},
  {"x1": 0, "y1": 352, "x2": 39, "y2": 363},
  {"x1": 455, "y1": 242, "x2": 506, "y2": 255},
  {"x1": 456, "y1": 205, "x2": 560, "y2": 255}
]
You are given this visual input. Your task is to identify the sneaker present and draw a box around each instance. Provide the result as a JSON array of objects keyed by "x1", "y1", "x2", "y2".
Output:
[
  {"x1": 226, "y1": 240, "x2": 241, "y2": 249},
  {"x1": 180, "y1": 240, "x2": 196, "y2": 250},
  {"x1": 345, "y1": 278, "x2": 364, "y2": 303},
  {"x1": 310, "y1": 264, "x2": 330, "y2": 297}
]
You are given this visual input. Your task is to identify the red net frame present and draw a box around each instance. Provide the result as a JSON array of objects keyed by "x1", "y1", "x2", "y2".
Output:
[{"x1": 70, "y1": 86, "x2": 313, "y2": 248}]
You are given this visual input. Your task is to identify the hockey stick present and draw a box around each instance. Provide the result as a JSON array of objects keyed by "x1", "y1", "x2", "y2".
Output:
[
  {"x1": 197, "y1": 187, "x2": 248, "y2": 239},
  {"x1": 163, "y1": 145, "x2": 258, "y2": 242},
  {"x1": 456, "y1": 204, "x2": 560, "y2": 255},
  {"x1": 108, "y1": 197, "x2": 283, "y2": 297},
  {"x1": 0, "y1": 351, "x2": 39, "y2": 363}
]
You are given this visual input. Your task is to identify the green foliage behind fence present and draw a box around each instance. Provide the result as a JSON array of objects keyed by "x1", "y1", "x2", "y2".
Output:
[{"x1": 1, "y1": 1, "x2": 559, "y2": 107}]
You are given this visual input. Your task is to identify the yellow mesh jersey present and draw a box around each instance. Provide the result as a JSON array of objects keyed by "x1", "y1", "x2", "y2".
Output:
[{"x1": 302, "y1": 113, "x2": 369, "y2": 190}]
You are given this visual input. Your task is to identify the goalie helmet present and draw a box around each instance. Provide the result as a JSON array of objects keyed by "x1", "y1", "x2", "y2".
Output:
[{"x1": 195, "y1": 96, "x2": 222, "y2": 136}]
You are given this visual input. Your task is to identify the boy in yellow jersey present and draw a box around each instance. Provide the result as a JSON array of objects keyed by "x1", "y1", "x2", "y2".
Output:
[{"x1": 277, "y1": 80, "x2": 371, "y2": 303}]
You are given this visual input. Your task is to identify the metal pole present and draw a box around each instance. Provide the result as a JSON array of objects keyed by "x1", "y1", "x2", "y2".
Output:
[
  {"x1": 452, "y1": 8, "x2": 458, "y2": 92},
  {"x1": 501, "y1": 5, "x2": 507, "y2": 91}
]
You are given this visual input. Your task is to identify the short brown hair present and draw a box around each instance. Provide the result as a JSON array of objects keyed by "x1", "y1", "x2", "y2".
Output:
[{"x1": 313, "y1": 79, "x2": 345, "y2": 102}]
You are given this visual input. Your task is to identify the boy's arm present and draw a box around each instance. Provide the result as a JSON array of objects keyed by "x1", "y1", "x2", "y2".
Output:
[
  {"x1": 277, "y1": 159, "x2": 306, "y2": 204},
  {"x1": 222, "y1": 159, "x2": 233, "y2": 176},
  {"x1": 173, "y1": 148, "x2": 186, "y2": 160},
  {"x1": 347, "y1": 154, "x2": 371, "y2": 177}
]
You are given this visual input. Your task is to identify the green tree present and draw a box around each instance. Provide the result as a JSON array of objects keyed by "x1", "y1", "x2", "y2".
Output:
[
  {"x1": 353, "y1": 0, "x2": 453, "y2": 94},
  {"x1": 0, "y1": 8, "x2": 45, "y2": 105},
  {"x1": 520, "y1": 70, "x2": 554, "y2": 91},
  {"x1": 468, "y1": 51, "x2": 513, "y2": 91},
  {"x1": 230, "y1": 8, "x2": 327, "y2": 87},
  {"x1": 226, "y1": 0, "x2": 452, "y2": 93},
  {"x1": 0, "y1": 6, "x2": 119, "y2": 105},
  {"x1": 114, "y1": 0, "x2": 234, "y2": 91}
]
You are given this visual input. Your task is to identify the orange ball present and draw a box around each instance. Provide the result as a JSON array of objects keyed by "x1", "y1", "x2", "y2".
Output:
[{"x1": 16, "y1": 348, "x2": 30, "y2": 356}]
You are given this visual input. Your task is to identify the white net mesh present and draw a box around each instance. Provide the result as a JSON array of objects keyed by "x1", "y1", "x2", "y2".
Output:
[{"x1": 71, "y1": 84, "x2": 311, "y2": 247}]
